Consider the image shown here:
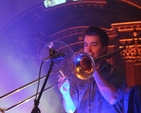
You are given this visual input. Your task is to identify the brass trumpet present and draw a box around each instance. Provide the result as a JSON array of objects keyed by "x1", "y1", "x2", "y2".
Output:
[
  {"x1": 74, "y1": 46, "x2": 126, "y2": 80},
  {"x1": 0, "y1": 46, "x2": 125, "y2": 112}
]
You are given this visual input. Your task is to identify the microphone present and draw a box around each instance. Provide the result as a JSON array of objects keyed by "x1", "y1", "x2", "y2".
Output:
[
  {"x1": 50, "y1": 52, "x2": 66, "y2": 60},
  {"x1": 43, "y1": 48, "x2": 66, "y2": 61}
]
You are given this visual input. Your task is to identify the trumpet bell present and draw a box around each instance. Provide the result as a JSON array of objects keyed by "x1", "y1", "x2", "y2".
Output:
[
  {"x1": 73, "y1": 46, "x2": 126, "y2": 80},
  {"x1": 74, "y1": 51, "x2": 95, "y2": 80}
]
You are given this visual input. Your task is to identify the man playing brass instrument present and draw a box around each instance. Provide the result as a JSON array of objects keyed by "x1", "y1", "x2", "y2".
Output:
[{"x1": 58, "y1": 26, "x2": 126, "y2": 113}]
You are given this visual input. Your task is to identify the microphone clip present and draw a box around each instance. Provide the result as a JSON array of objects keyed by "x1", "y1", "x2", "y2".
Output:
[
  {"x1": 49, "y1": 48, "x2": 57, "y2": 59},
  {"x1": 49, "y1": 48, "x2": 65, "y2": 61}
]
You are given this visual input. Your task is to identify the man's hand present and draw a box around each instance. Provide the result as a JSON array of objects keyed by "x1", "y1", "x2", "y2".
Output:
[{"x1": 58, "y1": 75, "x2": 70, "y2": 95}]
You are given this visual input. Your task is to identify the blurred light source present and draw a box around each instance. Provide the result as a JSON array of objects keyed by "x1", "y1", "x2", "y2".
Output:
[{"x1": 44, "y1": 0, "x2": 66, "y2": 8}]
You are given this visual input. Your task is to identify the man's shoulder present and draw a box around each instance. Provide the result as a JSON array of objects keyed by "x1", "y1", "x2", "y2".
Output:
[{"x1": 106, "y1": 62, "x2": 122, "y2": 72}]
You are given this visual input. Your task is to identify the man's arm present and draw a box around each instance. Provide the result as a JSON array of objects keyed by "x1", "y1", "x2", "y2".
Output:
[
  {"x1": 62, "y1": 93, "x2": 76, "y2": 113},
  {"x1": 58, "y1": 76, "x2": 76, "y2": 112},
  {"x1": 93, "y1": 70, "x2": 122, "y2": 105}
]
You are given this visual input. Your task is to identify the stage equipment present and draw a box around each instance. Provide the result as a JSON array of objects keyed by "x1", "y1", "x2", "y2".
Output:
[{"x1": 31, "y1": 41, "x2": 75, "y2": 113}]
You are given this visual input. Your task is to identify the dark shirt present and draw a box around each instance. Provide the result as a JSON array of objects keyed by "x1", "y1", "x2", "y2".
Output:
[
  {"x1": 127, "y1": 85, "x2": 141, "y2": 113},
  {"x1": 69, "y1": 62, "x2": 126, "y2": 113}
]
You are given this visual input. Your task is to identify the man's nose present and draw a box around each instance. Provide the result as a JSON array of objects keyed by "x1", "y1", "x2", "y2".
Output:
[{"x1": 87, "y1": 45, "x2": 92, "y2": 53}]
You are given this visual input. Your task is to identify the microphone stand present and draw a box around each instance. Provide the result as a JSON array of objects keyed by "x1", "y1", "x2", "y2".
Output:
[
  {"x1": 31, "y1": 48, "x2": 56, "y2": 113},
  {"x1": 31, "y1": 61, "x2": 54, "y2": 113}
]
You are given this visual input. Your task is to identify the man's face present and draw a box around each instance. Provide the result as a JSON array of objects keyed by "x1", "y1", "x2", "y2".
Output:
[{"x1": 84, "y1": 35, "x2": 106, "y2": 58}]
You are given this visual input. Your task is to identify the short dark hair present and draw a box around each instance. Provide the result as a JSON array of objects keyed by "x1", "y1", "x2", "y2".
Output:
[{"x1": 83, "y1": 26, "x2": 109, "y2": 47}]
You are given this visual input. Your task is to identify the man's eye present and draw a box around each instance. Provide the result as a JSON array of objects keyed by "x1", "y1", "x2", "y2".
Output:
[{"x1": 92, "y1": 44, "x2": 97, "y2": 46}]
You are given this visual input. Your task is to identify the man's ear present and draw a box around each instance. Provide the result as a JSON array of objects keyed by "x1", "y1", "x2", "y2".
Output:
[{"x1": 103, "y1": 46, "x2": 107, "y2": 54}]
